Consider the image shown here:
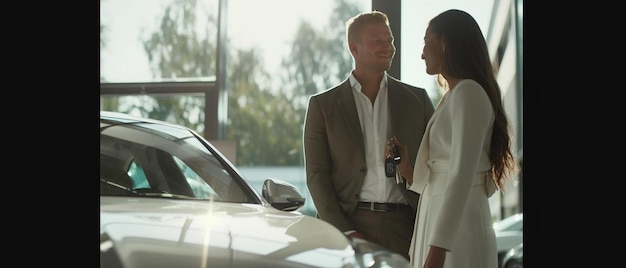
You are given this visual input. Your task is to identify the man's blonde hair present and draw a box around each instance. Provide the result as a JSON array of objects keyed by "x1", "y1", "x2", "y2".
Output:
[{"x1": 346, "y1": 10, "x2": 390, "y2": 43}]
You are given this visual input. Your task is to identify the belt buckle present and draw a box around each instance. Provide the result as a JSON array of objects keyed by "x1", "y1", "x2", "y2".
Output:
[{"x1": 370, "y1": 202, "x2": 387, "y2": 212}]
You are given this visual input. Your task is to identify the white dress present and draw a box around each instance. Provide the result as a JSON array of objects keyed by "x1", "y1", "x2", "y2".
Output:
[{"x1": 407, "y1": 79, "x2": 498, "y2": 268}]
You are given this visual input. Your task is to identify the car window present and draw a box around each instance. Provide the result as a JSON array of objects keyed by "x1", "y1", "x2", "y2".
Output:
[
  {"x1": 172, "y1": 156, "x2": 221, "y2": 199},
  {"x1": 100, "y1": 119, "x2": 252, "y2": 203},
  {"x1": 127, "y1": 161, "x2": 150, "y2": 189}
]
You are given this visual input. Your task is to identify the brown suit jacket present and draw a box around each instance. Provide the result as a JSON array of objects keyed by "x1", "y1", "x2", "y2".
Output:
[{"x1": 303, "y1": 74, "x2": 435, "y2": 232}]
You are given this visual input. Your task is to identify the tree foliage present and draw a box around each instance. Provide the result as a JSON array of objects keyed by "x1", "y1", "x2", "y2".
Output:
[
  {"x1": 142, "y1": 0, "x2": 217, "y2": 79},
  {"x1": 226, "y1": 49, "x2": 303, "y2": 165},
  {"x1": 113, "y1": 0, "x2": 360, "y2": 166},
  {"x1": 279, "y1": 0, "x2": 361, "y2": 125},
  {"x1": 132, "y1": 0, "x2": 217, "y2": 131}
]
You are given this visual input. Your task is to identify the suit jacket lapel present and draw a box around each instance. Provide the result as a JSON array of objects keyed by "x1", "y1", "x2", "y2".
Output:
[
  {"x1": 387, "y1": 78, "x2": 400, "y2": 133},
  {"x1": 336, "y1": 80, "x2": 365, "y2": 158},
  {"x1": 387, "y1": 77, "x2": 412, "y2": 140}
]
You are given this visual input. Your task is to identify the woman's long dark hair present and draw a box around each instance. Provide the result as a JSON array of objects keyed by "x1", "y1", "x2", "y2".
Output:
[{"x1": 429, "y1": 9, "x2": 516, "y2": 188}]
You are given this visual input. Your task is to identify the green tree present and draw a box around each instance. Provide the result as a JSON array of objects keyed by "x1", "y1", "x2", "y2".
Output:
[
  {"x1": 227, "y1": 49, "x2": 302, "y2": 166},
  {"x1": 280, "y1": 0, "x2": 360, "y2": 112},
  {"x1": 225, "y1": 0, "x2": 361, "y2": 166},
  {"x1": 326, "y1": 0, "x2": 363, "y2": 81},
  {"x1": 137, "y1": 0, "x2": 216, "y2": 131},
  {"x1": 137, "y1": 0, "x2": 300, "y2": 166},
  {"x1": 127, "y1": 0, "x2": 359, "y2": 166},
  {"x1": 142, "y1": 0, "x2": 217, "y2": 79},
  {"x1": 274, "y1": 0, "x2": 361, "y2": 165}
]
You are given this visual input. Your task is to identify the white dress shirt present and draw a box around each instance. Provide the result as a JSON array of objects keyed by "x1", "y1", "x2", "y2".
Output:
[{"x1": 349, "y1": 73, "x2": 406, "y2": 204}]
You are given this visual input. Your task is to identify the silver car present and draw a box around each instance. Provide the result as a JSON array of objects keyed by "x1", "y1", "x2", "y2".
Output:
[
  {"x1": 494, "y1": 213, "x2": 523, "y2": 267},
  {"x1": 100, "y1": 111, "x2": 410, "y2": 268}
]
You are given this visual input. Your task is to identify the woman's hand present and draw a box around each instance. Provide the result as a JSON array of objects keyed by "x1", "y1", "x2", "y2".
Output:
[{"x1": 385, "y1": 136, "x2": 414, "y2": 184}]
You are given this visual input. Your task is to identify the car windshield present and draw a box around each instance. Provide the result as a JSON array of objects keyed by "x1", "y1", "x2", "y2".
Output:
[{"x1": 100, "y1": 113, "x2": 258, "y2": 203}]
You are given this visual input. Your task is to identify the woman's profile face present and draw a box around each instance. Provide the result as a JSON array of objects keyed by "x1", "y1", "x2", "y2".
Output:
[{"x1": 421, "y1": 28, "x2": 445, "y2": 75}]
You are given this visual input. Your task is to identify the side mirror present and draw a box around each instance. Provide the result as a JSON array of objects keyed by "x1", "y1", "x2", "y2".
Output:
[{"x1": 262, "y1": 178, "x2": 306, "y2": 211}]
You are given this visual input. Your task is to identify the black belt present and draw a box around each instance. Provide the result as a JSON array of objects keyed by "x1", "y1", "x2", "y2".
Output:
[{"x1": 357, "y1": 202, "x2": 412, "y2": 212}]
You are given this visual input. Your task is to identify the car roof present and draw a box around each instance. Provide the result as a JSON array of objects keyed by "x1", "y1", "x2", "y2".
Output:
[{"x1": 101, "y1": 111, "x2": 180, "y2": 126}]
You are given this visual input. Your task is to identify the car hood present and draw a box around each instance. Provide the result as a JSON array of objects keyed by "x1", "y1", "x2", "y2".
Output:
[{"x1": 100, "y1": 196, "x2": 355, "y2": 268}]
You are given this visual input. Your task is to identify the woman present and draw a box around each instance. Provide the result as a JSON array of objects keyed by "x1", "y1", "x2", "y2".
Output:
[{"x1": 389, "y1": 9, "x2": 516, "y2": 268}]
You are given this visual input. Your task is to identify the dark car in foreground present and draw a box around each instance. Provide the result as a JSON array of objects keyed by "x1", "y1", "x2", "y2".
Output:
[{"x1": 100, "y1": 111, "x2": 410, "y2": 268}]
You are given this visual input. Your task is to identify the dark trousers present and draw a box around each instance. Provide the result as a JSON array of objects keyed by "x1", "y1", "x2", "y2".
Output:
[{"x1": 350, "y1": 206, "x2": 416, "y2": 260}]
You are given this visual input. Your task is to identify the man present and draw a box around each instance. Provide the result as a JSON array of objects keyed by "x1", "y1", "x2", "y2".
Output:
[{"x1": 303, "y1": 10, "x2": 434, "y2": 260}]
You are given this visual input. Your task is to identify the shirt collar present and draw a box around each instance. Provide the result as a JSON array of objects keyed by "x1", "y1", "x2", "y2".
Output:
[{"x1": 349, "y1": 71, "x2": 388, "y2": 92}]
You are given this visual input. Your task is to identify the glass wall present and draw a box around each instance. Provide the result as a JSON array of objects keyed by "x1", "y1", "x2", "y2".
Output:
[
  {"x1": 100, "y1": 0, "x2": 521, "y2": 218},
  {"x1": 100, "y1": 0, "x2": 372, "y2": 216}
]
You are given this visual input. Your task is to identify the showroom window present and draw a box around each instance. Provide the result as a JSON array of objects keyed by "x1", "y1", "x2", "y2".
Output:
[
  {"x1": 101, "y1": 0, "x2": 372, "y2": 217},
  {"x1": 100, "y1": 0, "x2": 520, "y2": 218}
]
